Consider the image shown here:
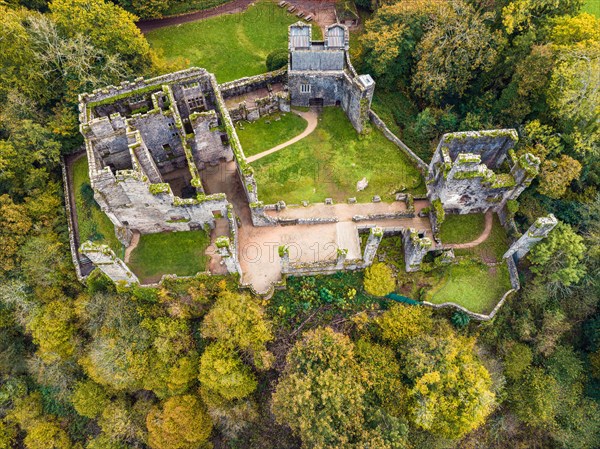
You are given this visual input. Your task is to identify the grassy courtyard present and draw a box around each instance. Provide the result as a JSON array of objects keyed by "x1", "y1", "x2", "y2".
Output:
[
  {"x1": 72, "y1": 156, "x2": 124, "y2": 256},
  {"x1": 146, "y1": 1, "x2": 298, "y2": 82},
  {"x1": 236, "y1": 111, "x2": 308, "y2": 157},
  {"x1": 425, "y1": 263, "x2": 512, "y2": 314},
  {"x1": 128, "y1": 231, "x2": 210, "y2": 283},
  {"x1": 251, "y1": 107, "x2": 424, "y2": 204},
  {"x1": 439, "y1": 213, "x2": 486, "y2": 244}
]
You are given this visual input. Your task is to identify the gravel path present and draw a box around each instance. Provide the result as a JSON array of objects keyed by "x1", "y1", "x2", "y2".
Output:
[
  {"x1": 136, "y1": 0, "x2": 255, "y2": 33},
  {"x1": 445, "y1": 211, "x2": 493, "y2": 249},
  {"x1": 246, "y1": 109, "x2": 318, "y2": 163}
]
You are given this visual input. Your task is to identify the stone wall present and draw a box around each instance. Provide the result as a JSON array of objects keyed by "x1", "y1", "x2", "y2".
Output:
[
  {"x1": 368, "y1": 110, "x2": 429, "y2": 175},
  {"x1": 91, "y1": 168, "x2": 228, "y2": 234},
  {"x1": 80, "y1": 241, "x2": 139, "y2": 285}
]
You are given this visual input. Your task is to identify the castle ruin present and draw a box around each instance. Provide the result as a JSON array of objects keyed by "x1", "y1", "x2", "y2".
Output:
[{"x1": 68, "y1": 21, "x2": 556, "y2": 317}]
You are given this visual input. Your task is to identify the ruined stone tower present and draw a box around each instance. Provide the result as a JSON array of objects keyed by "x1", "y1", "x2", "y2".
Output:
[{"x1": 427, "y1": 129, "x2": 540, "y2": 215}]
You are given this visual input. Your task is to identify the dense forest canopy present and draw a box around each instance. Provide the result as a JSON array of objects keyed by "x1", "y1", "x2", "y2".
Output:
[{"x1": 0, "y1": 0, "x2": 599, "y2": 448}]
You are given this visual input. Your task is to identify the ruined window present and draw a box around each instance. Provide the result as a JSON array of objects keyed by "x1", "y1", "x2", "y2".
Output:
[
  {"x1": 300, "y1": 84, "x2": 311, "y2": 93},
  {"x1": 162, "y1": 144, "x2": 173, "y2": 155},
  {"x1": 187, "y1": 96, "x2": 204, "y2": 110},
  {"x1": 168, "y1": 122, "x2": 175, "y2": 129}
]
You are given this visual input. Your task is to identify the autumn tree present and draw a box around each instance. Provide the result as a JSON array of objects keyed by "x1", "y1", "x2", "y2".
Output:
[
  {"x1": 199, "y1": 342, "x2": 257, "y2": 401},
  {"x1": 400, "y1": 323, "x2": 496, "y2": 439},
  {"x1": 538, "y1": 155, "x2": 582, "y2": 198},
  {"x1": 49, "y1": 0, "x2": 152, "y2": 73},
  {"x1": 375, "y1": 303, "x2": 433, "y2": 345},
  {"x1": 27, "y1": 299, "x2": 77, "y2": 363},
  {"x1": 272, "y1": 327, "x2": 366, "y2": 448},
  {"x1": 502, "y1": 0, "x2": 583, "y2": 35},
  {"x1": 201, "y1": 291, "x2": 274, "y2": 369},
  {"x1": 363, "y1": 263, "x2": 396, "y2": 296},
  {"x1": 146, "y1": 395, "x2": 213, "y2": 449},
  {"x1": 71, "y1": 380, "x2": 110, "y2": 419},
  {"x1": 411, "y1": 0, "x2": 503, "y2": 104}
]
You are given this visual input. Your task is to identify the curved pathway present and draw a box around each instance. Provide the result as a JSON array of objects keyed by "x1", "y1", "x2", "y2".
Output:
[
  {"x1": 246, "y1": 109, "x2": 318, "y2": 163},
  {"x1": 136, "y1": 0, "x2": 254, "y2": 33},
  {"x1": 124, "y1": 231, "x2": 141, "y2": 263},
  {"x1": 445, "y1": 211, "x2": 493, "y2": 249}
]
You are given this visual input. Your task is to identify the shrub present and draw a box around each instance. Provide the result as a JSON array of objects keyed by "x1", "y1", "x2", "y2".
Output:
[
  {"x1": 451, "y1": 311, "x2": 471, "y2": 329},
  {"x1": 266, "y1": 49, "x2": 288, "y2": 71},
  {"x1": 363, "y1": 263, "x2": 395, "y2": 297}
]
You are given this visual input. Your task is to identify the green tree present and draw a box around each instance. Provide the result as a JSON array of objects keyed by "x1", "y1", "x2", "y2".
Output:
[
  {"x1": 360, "y1": 0, "x2": 437, "y2": 83},
  {"x1": 199, "y1": 342, "x2": 257, "y2": 401},
  {"x1": 363, "y1": 263, "x2": 396, "y2": 296},
  {"x1": 266, "y1": 49, "x2": 288, "y2": 71},
  {"x1": 510, "y1": 367, "x2": 560, "y2": 427},
  {"x1": 146, "y1": 395, "x2": 213, "y2": 449},
  {"x1": 0, "y1": 194, "x2": 31, "y2": 273},
  {"x1": 503, "y1": 342, "x2": 533, "y2": 381},
  {"x1": 355, "y1": 338, "x2": 406, "y2": 416},
  {"x1": 528, "y1": 222, "x2": 586, "y2": 288}
]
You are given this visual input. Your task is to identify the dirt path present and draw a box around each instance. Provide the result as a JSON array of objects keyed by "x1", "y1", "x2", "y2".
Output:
[
  {"x1": 136, "y1": 0, "x2": 255, "y2": 33},
  {"x1": 124, "y1": 231, "x2": 141, "y2": 263},
  {"x1": 446, "y1": 211, "x2": 493, "y2": 249},
  {"x1": 246, "y1": 109, "x2": 318, "y2": 163}
]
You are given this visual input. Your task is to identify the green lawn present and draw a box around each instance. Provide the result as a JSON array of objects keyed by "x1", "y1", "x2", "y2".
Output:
[
  {"x1": 582, "y1": 0, "x2": 600, "y2": 17},
  {"x1": 426, "y1": 263, "x2": 512, "y2": 314},
  {"x1": 454, "y1": 214, "x2": 510, "y2": 263},
  {"x1": 146, "y1": 1, "x2": 298, "y2": 82},
  {"x1": 236, "y1": 111, "x2": 308, "y2": 157},
  {"x1": 72, "y1": 156, "x2": 124, "y2": 256},
  {"x1": 128, "y1": 231, "x2": 210, "y2": 283},
  {"x1": 439, "y1": 213, "x2": 486, "y2": 244},
  {"x1": 251, "y1": 107, "x2": 424, "y2": 204}
]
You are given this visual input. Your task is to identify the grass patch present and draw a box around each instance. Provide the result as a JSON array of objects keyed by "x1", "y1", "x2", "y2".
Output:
[
  {"x1": 163, "y1": 0, "x2": 232, "y2": 17},
  {"x1": 251, "y1": 107, "x2": 424, "y2": 204},
  {"x1": 72, "y1": 156, "x2": 123, "y2": 256},
  {"x1": 371, "y1": 88, "x2": 434, "y2": 162},
  {"x1": 582, "y1": 0, "x2": 600, "y2": 17},
  {"x1": 236, "y1": 111, "x2": 308, "y2": 157},
  {"x1": 146, "y1": 1, "x2": 298, "y2": 82},
  {"x1": 128, "y1": 231, "x2": 211, "y2": 283},
  {"x1": 439, "y1": 213, "x2": 486, "y2": 244},
  {"x1": 425, "y1": 262, "x2": 511, "y2": 314},
  {"x1": 454, "y1": 214, "x2": 509, "y2": 263}
]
